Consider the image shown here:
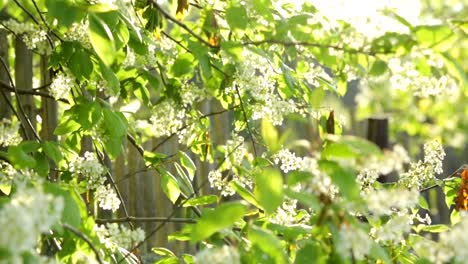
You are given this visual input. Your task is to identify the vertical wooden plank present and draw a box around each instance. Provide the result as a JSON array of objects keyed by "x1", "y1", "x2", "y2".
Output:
[
  {"x1": 14, "y1": 37, "x2": 36, "y2": 140},
  {"x1": 0, "y1": 28, "x2": 11, "y2": 120},
  {"x1": 39, "y1": 55, "x2": 59, "y2": 181},
  {"x1": 366, "y1": 117, "x2": 389, "y2": 150}
]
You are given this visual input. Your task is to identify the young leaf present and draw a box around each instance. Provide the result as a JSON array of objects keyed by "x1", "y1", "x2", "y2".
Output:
[
  {"x1": 254, "y1": 168, "x2": 284, "y2": 214},
  {"x1": 191, "y1": 201, "x2": 247, "y2": 241},
  {"x1": 158, "y1": 168, "x2": 181, "y2": 204}
]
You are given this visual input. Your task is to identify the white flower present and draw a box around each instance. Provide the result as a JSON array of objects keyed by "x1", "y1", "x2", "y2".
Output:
[
  {"x1": 399, "y1": 140, "x2": 445, "y2": 189},
  {"x1": 70, "y1": 151, "x2": 107, "y2": 189},
  {"x1": 356, "y1": 169, "x2": 379, "y2": 194},
  {"x1": 94, "y1": 223, "x2": 145, "y2": 251},
  {"x1": 49, "y1": 72, "x2": 75, "y2": 99},
  {"x1": 2, "y1": 19, "x2": 49, "y2": 53},
  {"x1": 365, "y1": 188, "x2": 419, "y2": 216},
  {"x1": 336, "y1": 224, "x2": 373, "y2": 260},
  {"x1": 273, "y1": 148, "x2": 305, "y2": 173},
  {"x1": 150, "y1": 100, "x2": 186, "y2": 138},
  {"x1": 195, "y1": 246, "x2": 240, "y2": 264},
  {"x1": 370, "y1": 214, "x2": 413, "y2": 243},
  {"x1": 95, "y1": 184, "x2": 121, "y2": 212},
  {"x1": 0, "y1": 185, "x2": 63, "y2": 258},
  {"x1": 0, "y1": 118, "x2": 22, "y2": 147}
]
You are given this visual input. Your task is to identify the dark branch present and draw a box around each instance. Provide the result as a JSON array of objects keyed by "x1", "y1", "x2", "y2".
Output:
[
  {"x1": 63, "y1": 224, "x2": 105, "y2": 264},
  {"x1": 95, "y1": 216, "x2": 196, "y2": 224}
]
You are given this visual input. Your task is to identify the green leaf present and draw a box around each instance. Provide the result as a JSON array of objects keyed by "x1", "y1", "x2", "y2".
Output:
[
  {"x1": 287, "y1": 171, "x2": 313, "y2": 186},
  {"x1": 414, "y1": 25, "x2": 453, "y2": 48},
  {"x1": 88, "y1": 13, "x2": 116, "y2": 66},
  {"x1": 322, "y1": 135, "x2": 382, "y2": 160},
  {"x1": 34, "y1": 152, "x2": 50, "y2": 177},
  {"x1": 152, "y1": 247, "x2": 176, "y2": 257},
  {"x1": 42, "y1": 142, "x2": 62, "y2": 164},
  {"x1": 68, "y1": 48, "x2": 93, "y2": 81},
  {"x1": 44, "y1": 183, "x2": 82, "y2": 228},
  {"x1": 319, "y1": 160, "x2": 360, "y2": 200},
  {"x1": 46, "y1": 0, "x2": 84, "y2": 28},
  {"x1": 418, "y1": 195, "x2": 429, "y2": 210},
  {"x1": 182, "y1": 195, "x2": 217, "y2": 207},
  {"x1": 144, "y1": 151, "x2": 166, "y2": 166},
  {"x1": 295, "y1": 242, "x2": 324, "y2": 264},
  {"x1": 254, "y1": 168, "x2": 284, "y2": 214},
  {"x1": 99, "y1": 60, "x2": 120, "y2": 95},
  {"x1": 226, "y1": 5, "x2": 248, "y2": 31},
  {"x1": 191, "y1": 201, "x2": 247, "y2": 241},
  {"x1": 369, "y1": 243, "x2": 391, "y2": 263},
  {"x1": 54, "y1": 119, "x2": 81, "y2": 135},
  {"x1": 369, "y1": 59, "x2": 388, "y2": 76},
  {"x1": 261, "y1": 118, "x2": 279, "y2": 152},
  {"x1": 171, "y1": 53, "x2": 195, "y2": 77},
  {"x1": 419, "y1": 224, "x2": 450, "y2": 233},
  {"x1": 8, "y1": 145, "x2": 36, "y2": 169},
  {"x1": 179, "y1": 152, "x2": 196, "y2": 180},
  {"x1": 284, "y1": 188, "x2": 320, "y2": 211},
  {"x1": 231, "y1": 181, "x2": 261, "y2": 208},
  {"x1": 174, "y1": 163, "x2": 195, "y2": 197},
  {"x1": 102, "y1": 108, "x2": 127, "y2": 137},
  {"x1": 248, "y1": 225, "x2": 287, "y2": 264},
  {"x1": 159, "y1": 168, "x2": 181, "y2": 204}
]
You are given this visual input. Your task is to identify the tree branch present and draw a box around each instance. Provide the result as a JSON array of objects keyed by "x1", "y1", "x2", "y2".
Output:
[
  {"x1": 63, "y1": 223, "x2": 105, "y2": 264},
  {"x1": 151, "y1": 1, "x2": 218, "y2": 48},
  {"x1": 95, "y1": 216, "x2": 196, "y2": 224}
]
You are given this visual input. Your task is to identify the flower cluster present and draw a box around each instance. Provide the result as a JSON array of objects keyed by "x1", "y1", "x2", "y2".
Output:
[
  {"x1": 273, "y1": 148, "x2": 338, "y2": 199},
  {"x1": 150, "y1": 100, "x2": 186, "y2": 138},
  {"x1": 364, "y1": 188, "x2": 419, "y2": 216},
  {"x1": 416, "y1": 215, "x2": 468, "y2": 263},
  {"x1": 399, "y1": 140, "x2": 445, "y2": 189},
  {"x1": 63, "y1": 20, "x2": 91, "y2": 49},
  {"x1": 388, "y1": 57, "x2": 458, "y2": 98},
  {"x1": 208, "y1": 134, "x2": 252, "y2": 196},
  {"x1": 0, "y1": 185, "x2": 63, "y2": 261},
  {"x1": 2, "y1": 19, "x2": 49, "y2": 53},
  {"x1": 356, "y1": 169, "x2": 379, "y2": 194},
  {"x1": 370, "y1": 213, "x2": 413, "y2": 244},
  {"x1": 336, "y1": 224, "x2": 373, "y2": 260},
  {"x1": 0, "y1": 118, "x2": 22, "y2": 147},
  {"x1": 225, "y1": 49, "x2": 298, "y2": 125},
  {"x1": 94, "y1": 223, "x2": 145, "y2": 251},
  {"x1": 70, "y1": 151, "x2": 107, "y2": 189},
  {"x1": 270, "y1": 197, "x2": 309, "y2": 225},
  {"x1": 195, "y1": 245, "x2": 240, "y2": 264},
  {"x1": 95, "y1": 184, "x2": 121, "y2": 212},
  {"x1": 273, "y1": 148, "x2": 306, "y2": 173},
  {"x1": 49, "y1": 71, "x2": 75, "y2": 99}
]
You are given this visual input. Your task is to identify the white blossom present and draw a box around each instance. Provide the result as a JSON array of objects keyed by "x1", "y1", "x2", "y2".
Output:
[
  {"x1": 0, "y1": 185, "x2": 63, "y2": 259},
  {"x1": 370, "y1": 213, "x2": 413, "y2": 243},
  {"x1": 150, "y1": 100, "x2": 186, "y2": 138},
  {"x1": 49, "y1": 72, "x2": 75, "y2": 99},
  {"x1": 70, "y1": 151, "x2": 107, "y2": 189},
  {"x1": 94, "y1": 223, "x2": 145, "y2": 251},
  {"x1": 365, "y1": 188, "x2": 419, "y2": 216},
  {"x1": 399, "y1": 140, "x2": 445, "y2": 189},
  {"x1": 195, "y1": 246, "x2": 240, "y2": 264},
  {"x1": 0, "y1": 118, "x2": 22, "y2": 147},
  {"x1": 336, "y1": 224, "x2": 373, "y2": 260},
  {"x1": 2, "y1": 19, "x2": 49, "y2": 53},
  {"x1": 95, "y1": 184, "x2": 121, "y2": 212}
]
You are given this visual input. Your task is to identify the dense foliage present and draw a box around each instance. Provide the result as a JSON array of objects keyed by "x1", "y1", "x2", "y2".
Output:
[{"x1": 0, "y1": 0, "x2": 466, "y2": 263}]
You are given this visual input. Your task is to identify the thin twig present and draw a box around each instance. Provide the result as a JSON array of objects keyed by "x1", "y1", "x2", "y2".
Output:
[
  {"x1": 0, "y1": 80, "x2": 69, "y2": 103},
  {"x1": 0, "y1": 56, "x2": 41, "y2": 142},
  {"x1": 95, "y1": 216, "x2": 196, "y2": 224},
  {"x1": 151, "y1": 0, "x2": 217, "y2": 48},
  {"x1": 63, "y1": 223, "x2": 105, "y2": 264},
  {"x1": 233, "y1": 84, "x2": 257, "y2": 156},
  {"x1": 242, "y1": 39, "x2": 380, "y2": 56}
]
